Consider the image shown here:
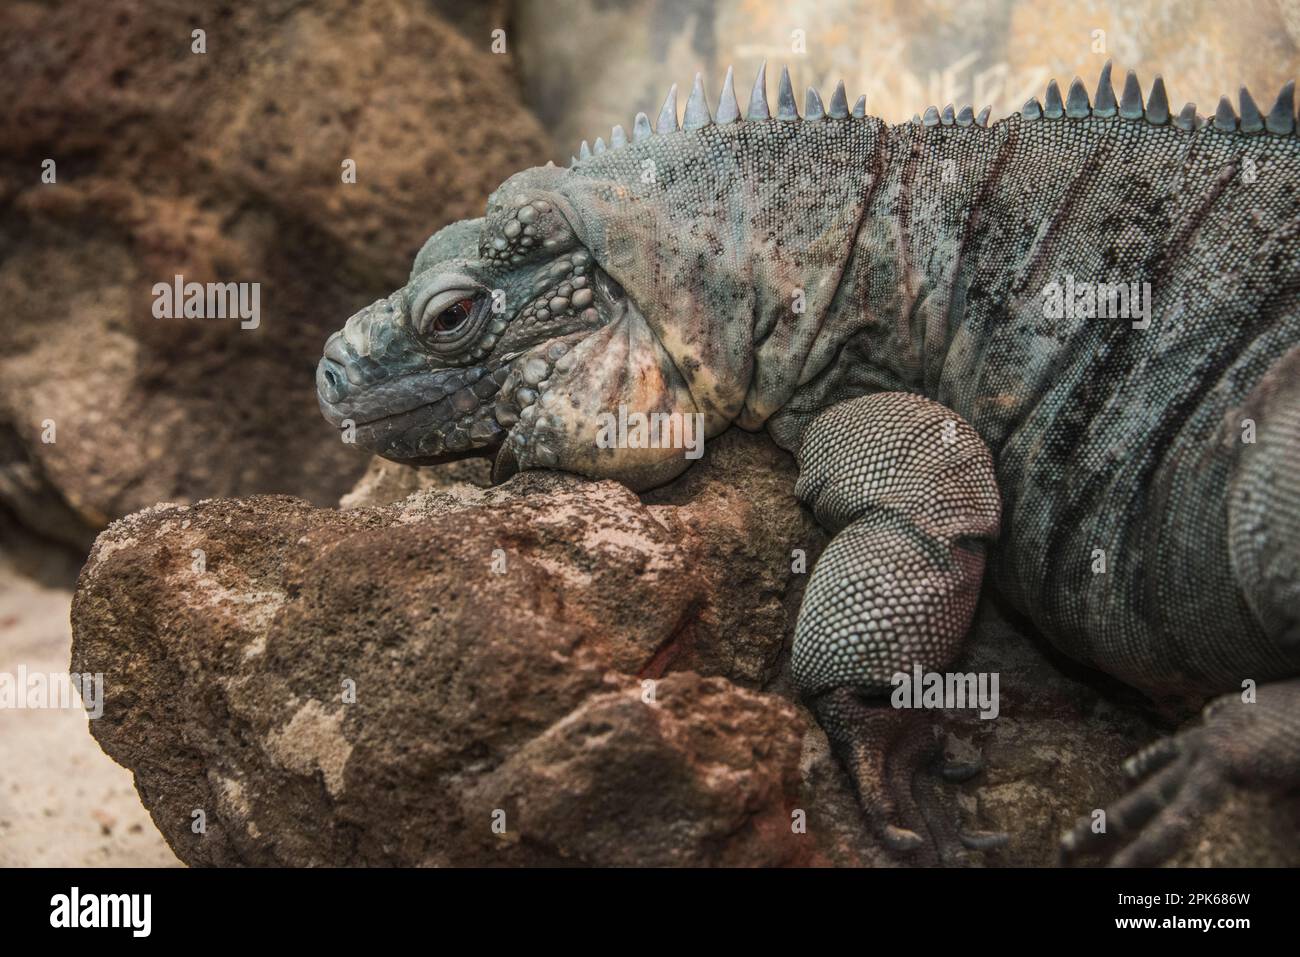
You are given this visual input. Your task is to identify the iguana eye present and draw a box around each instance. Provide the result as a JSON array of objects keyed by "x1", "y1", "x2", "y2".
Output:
[
  {"x1": 433, "y1": 298, "x2": 474, "y2": 332},
  {"x1": 414, "y1": 286, "x2": 482, "y2": 341}
]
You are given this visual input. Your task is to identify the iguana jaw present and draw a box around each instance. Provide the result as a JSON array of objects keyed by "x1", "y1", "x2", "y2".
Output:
[{"x1": 316, "y1": 354, "x2": 509, "y2": 464}]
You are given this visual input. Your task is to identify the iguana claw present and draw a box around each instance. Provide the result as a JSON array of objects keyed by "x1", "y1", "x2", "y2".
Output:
[
  {"x1": 882, "y1": 825, "x2": 926, "y2": 852},
  {"x1": 959, "y1": 829, "x2": 1010, "y2": 851},
  {"x1": 811, "y1": 690, "x2": 1001, "y2": 864}
]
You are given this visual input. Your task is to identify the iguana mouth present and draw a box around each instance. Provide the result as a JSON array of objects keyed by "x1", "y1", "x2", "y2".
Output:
[
  {"x1": 319, "y1": 361, "x2": 501, "y2": 417},
  {"x1": 317, "y1": 347, "x2": 512, "y2": 458},
  {"x1": 382, "y1": 440, "x2": 505, "y2": 468},
  {"x1": 329, "y1": 367, "x2": 509, "y2": 429}
]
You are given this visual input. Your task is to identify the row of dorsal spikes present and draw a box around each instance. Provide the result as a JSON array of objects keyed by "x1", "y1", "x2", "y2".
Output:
[
  {"x1": 1016, "y1": 60, "x2": 1297, "y2": 134},
  {"x1": 570, "y1": 60, "x2": 1299, "y2": 165},
  {"x1": 570, "y1": 63, "x2": 879, "y2": 165}
]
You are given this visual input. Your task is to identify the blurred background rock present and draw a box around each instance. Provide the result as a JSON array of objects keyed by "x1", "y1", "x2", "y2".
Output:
[
  {"x1": 0, "y1": 0, "x2": 545, "y2": 552},
  {"x1": 0, "y1": 0, "x2": 1296, "y2": 867},
  {"x1": 0, "y1": 0, "x2": 543, "y2": 868}
]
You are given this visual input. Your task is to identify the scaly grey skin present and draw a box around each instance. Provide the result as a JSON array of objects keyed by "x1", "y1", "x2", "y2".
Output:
[{"x1": 318, "y1": 62, "x2": 1300, "y2": 865}]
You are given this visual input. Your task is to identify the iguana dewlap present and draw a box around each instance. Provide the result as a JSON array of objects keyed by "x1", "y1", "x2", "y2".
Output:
[{"x1": 318, "y1": 63, "x2": 1300, "y2": 866}]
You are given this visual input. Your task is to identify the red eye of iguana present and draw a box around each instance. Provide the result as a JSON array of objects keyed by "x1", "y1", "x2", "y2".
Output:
[{"x1": 433, "y1": 297, "x2": 475, "y2": 332}]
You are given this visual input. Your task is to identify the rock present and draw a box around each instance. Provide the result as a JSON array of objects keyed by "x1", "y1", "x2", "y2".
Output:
[
  {"x1": 0, "y1": 424, "x2": 96, "y2": 553},
  {"x1": 71, "y1": 429, "x2": 1300, "y2": 866},
  {"x1": 0, "y1": 0, "x2": 551, "y2": 547},
  {"x1": 341, "y1": 431, "x2": 824, "y2": 687},
  {"x1": 72, "y1": 431, "x2": 820, "y2": 866},
  {"x1": 339, "y1": 455, "x2": 493, "y2": 510},
  {"x1": 462, "y1": 673, "x2": 808, "y2": 866},
  {"x1": 0, "y1": 550, "x2": 178, "y2": 866}
]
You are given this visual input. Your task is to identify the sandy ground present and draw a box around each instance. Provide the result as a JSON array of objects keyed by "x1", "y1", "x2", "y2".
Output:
[{"x1": 0, "y1": 546, "x2": 178, "y2": 867}]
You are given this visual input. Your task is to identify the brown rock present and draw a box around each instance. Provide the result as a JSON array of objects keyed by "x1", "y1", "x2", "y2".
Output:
[
  {"x1": 462, "y1": 673, "x2": 808, "y2": 866},
  {"x1": 339, "y1": 454, "x2": 493, "y2": 509},
  {"x1": 71, "y1": 431, "x2": 817, "y2": 866}
]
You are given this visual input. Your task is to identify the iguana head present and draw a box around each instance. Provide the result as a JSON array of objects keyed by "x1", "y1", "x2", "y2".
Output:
[
  {"x1": 316, "y1": 158, "x2": 713, "y2": 490},
  {"x1": 318, "y1": 65, "x2": 882, "y2": 489}
]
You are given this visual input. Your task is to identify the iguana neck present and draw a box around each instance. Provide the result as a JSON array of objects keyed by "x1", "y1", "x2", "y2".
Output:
[
  {"x1": 561, "y1": 118, "x2": 1007, "y2": 443},
  {"x1": 555, "y1": 117, "x2": 900, "y2": 435}
]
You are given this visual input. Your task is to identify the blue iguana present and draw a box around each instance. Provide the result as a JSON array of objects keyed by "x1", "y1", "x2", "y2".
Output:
[{"x1": 317, "y1": 62, "x2": 1300, "y2": 865}]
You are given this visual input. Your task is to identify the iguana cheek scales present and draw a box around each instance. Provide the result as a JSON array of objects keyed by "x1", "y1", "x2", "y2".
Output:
[
  {"x1": 320, "y1": 60, "x2": 1300, "y2": 866},
  {"x1": 496, "y1": 299, "x2": 700, "y2": 490}
]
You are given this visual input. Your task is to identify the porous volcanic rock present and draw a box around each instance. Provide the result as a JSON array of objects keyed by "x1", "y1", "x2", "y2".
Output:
[{"x1": 71, "y1": 431, "x2": 822, "y2": 866}]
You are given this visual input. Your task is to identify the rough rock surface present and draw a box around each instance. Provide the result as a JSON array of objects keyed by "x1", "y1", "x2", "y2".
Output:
[
  {"x1": 72, "y1": 431, "x2": 1300, "y2": 866},
  {"x1": 338, "y1": 455, "x2": 494, "y2": 510},
  {"x1": 0, "y1": 0, "x2": 549, "y2": 547},
  {"x1": 0, "y1": 548, "x2": 179, "y2": 866},
  {"x1": 72, "y1": 432, "x2": 821, "y2": 866}
]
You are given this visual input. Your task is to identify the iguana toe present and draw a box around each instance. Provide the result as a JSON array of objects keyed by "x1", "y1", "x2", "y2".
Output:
[
  {"x1": 814, "y1": 694, "x2": 933, "y2": 855},
  {"x1": 959, "y1": 829, "x2": 1010, "y2": 851},
  {"x1": 913, "y1": 747, "x2": 1005, "y2": 864},
  {"x1": 882, "y1": 825, "x2": 926, "y2": 852},
  {"x1": 1121, "y1": 736, "x2": 1182, "y2": 780}
]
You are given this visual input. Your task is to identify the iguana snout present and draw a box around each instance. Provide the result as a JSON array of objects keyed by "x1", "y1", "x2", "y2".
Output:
[{"x1": 316, "y1": 288, "x2": 509, "y2": 463}]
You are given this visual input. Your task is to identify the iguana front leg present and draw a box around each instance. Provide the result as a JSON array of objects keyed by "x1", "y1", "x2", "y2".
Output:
[{"x1": 791, "y1": 392, "x2": 1002, "y2": 859}]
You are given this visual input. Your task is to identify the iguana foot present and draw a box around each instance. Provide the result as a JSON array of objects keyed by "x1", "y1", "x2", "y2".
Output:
[
  {"x1": 812, "y1": 688, "x2": 1006, "y2": 863},
  {"x1": 1060, "y1": 679, "x2": 1300, "y2": 867}
]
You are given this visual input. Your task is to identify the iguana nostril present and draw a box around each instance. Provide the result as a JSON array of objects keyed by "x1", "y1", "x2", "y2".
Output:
[{"x1": 316, "y1": 357, "x2": 349, "y2": 404}]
